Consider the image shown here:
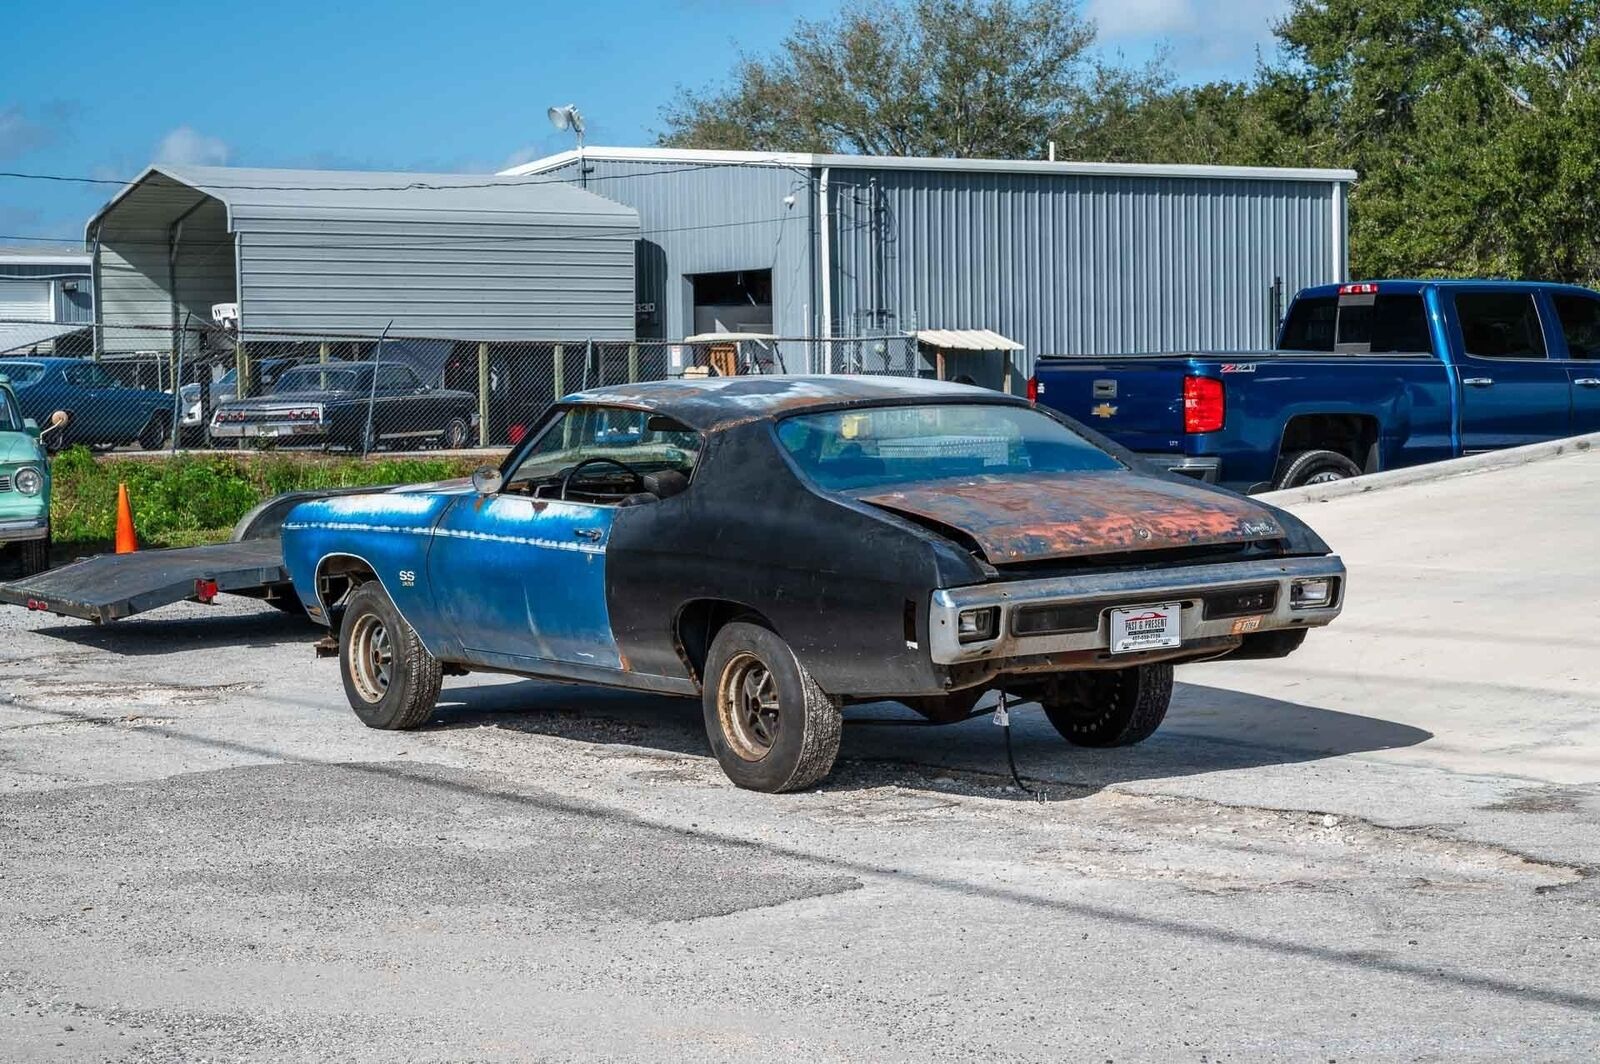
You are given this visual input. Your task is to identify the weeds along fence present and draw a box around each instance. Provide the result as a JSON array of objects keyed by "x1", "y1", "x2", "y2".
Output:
[{"x1": 0, "y1": 320, "x2": 929, "y2": 456}]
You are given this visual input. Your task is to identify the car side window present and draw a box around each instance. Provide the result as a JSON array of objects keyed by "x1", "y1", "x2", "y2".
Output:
[
  {"x1": 376, "y1": 364, "x2": 420, "y2": 391},
  {"x1": 1453, "y1": 292, "x2": 1547, "y2": 359},
  {"x1": 1553, "y1": 294, "x2": 1600, "y2": 359},
  {"x1": 505, "y1": 405, "x2": 702, "y2": 503},
  {"x1": 63, "y1": 363, "x2": 118, "y2": 387}
]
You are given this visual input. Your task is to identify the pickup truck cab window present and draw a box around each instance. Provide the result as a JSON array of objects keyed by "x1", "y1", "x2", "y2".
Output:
[
  {"x1": 505, "y1": 404, "x2": 702, "y2": 503},
  {"x1": 1554, "y1": 294, "x2": 1600, "y2": 359},
  {"x1": 776, "y1": 403, "x2": 1121, "y2": 492},
  {"x1": 1280, "y1": 293, "x2": 1431, "y2": 354},
  {"x1": 1453, "y1": 291, "x2": 1547, "y2": 359}
]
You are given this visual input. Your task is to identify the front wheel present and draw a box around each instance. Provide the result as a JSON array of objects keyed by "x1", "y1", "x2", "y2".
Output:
[
  {"x1": 18, "y1": 534, "x2": 51, "y2": 576},
  {"x1": 338, "y1": 581, "x2": 442, "y2": 730},
  {"x1": 702, "y1": 621, "x2": 842, "y2": 792},
  {"x1": 1041, "y1": 664, "x2": 1173, "y2": 747}
]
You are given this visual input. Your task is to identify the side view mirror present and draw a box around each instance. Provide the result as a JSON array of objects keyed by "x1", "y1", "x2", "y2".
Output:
[
  {"x1": 38, "y1": 410, "x2": 69, "y2": 440},
  {"x1": 470, "y1": 466, "x2": 503, "y2": 495}
]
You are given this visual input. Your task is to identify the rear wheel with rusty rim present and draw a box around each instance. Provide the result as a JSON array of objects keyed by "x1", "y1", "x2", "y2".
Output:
[
  {"x1": 1040, "y1": 663, "x2": 1173, "y2": 747},
  {"x1": 339, "y1": 581, "x2": 442, "y2": 730},
  {"x1": 702, "y1": 621, "x2": 841, "y2": 792}
]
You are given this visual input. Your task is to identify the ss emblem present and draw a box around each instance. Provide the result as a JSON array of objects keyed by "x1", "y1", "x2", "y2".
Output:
[{"x1": 398, "y1": 570, "x2": 416, "y2": 587}]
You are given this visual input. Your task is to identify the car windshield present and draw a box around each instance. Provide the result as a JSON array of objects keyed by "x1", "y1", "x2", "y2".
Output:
[
  {"x1": 0, "y1": 363, "x2": 46, "y2": 386},
  {"x1": 776, "y1": 403, "x2": 1122, "y2": 491},
  {"x1": 507, "y1": 405, "x2": 702, "y2": 492},
  {"x1": 0, "y1": 389, "x2": 21, "y2": 432},
  {"x1": 272, "y1": 367, "x2": 365, "y2": 393}
]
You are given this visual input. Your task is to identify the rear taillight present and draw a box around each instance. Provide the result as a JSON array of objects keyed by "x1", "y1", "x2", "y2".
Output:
[
  {"x1": 1338, "y1": 282, "x2": 1379, "y2": 295},
  {"x1": 1026, "y1": 376, "x2": 1039, "y2": 404},
  {"x1": 1183, "y1": 375, "x2": 1225, "y2": 434}
]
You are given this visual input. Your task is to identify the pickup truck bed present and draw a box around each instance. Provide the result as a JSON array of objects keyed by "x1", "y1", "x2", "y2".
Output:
[{"x1": 1033, "y1": 280, "x2": 1600, "y2": 492}]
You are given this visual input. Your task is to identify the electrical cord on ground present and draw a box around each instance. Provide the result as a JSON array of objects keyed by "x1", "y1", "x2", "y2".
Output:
[{"x1": 993, "y1": 689, "x2": 1040, "y2": 798}]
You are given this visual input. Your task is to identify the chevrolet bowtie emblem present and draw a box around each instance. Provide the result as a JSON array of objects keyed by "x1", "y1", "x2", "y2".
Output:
[{"x1": 1090, "y1": 402, "x2": 1118, "y2": 419}]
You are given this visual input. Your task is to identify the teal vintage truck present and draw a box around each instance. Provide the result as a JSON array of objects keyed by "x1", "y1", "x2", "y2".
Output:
[{"x1": 0, "y1": 374, "x2": 59, "y2": 575}]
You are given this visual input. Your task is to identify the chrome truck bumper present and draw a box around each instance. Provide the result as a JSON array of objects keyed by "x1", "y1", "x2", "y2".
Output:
[
  {"x1": 0, "y1": 516, "x2": 50, "y2": 542},
  {"x1": 928, "y1": 554, "x2": 1345, "y2": 665}
]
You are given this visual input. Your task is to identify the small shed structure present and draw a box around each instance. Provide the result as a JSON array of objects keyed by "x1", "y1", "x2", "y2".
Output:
[{"x1": 84, "y1": 165, "x2": 640, "y2": 353}]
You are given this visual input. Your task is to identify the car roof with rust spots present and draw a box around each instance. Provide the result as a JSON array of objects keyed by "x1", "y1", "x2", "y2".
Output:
[{"x1": 563, "y1": 375, "x2": 1026, "y2": 430}]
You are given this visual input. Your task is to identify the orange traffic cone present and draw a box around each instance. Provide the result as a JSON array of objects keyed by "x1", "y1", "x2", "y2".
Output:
[{"x1": 114, "y1": 483, "x2": 138, "y2": 554}]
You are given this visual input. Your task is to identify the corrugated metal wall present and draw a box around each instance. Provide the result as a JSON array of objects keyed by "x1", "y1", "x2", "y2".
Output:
[
  {"x1": 236, "y1": 217, "x2": 636, "y2": 340},
  {"x1": 546, "y1": 158, "x2": 816, "y2": 339},
  {"x1": 0, "y1": 259, "x2": 94, "y2": 324},
  {"x1": 830, "y1": 168, "x2": 1339, "y2": 370}
]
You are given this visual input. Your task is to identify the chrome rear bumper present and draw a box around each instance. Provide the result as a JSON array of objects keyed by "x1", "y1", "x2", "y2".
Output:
[{"x1": 928, "y1": 555, "x2": 1344, "y2": 665}]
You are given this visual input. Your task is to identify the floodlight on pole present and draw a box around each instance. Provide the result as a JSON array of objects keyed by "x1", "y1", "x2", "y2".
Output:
[{"x1": 547, "y1": 104, "x2": 586, "y2": 149}]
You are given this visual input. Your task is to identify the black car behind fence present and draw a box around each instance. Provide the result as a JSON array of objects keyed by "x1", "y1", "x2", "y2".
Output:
[{"x1": 0, "y1": 319, "x2": 929, "y2": 454}]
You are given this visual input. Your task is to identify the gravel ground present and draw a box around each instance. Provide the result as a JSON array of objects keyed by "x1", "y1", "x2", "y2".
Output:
[{"x1": 1, "y1": 453, "x2": 1597, "y2": 1062}]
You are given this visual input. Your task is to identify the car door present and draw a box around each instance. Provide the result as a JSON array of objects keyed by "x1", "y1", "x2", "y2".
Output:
[
  {"x1": 424, "y1": 406, "x2": 628, "y2": 671},
  {"x1": 1551, "y1": 290, "x2": 1600, "y2": 434},
  {"x1": 1448, "y1": 288, "x2": 1572, "y2": 451}
]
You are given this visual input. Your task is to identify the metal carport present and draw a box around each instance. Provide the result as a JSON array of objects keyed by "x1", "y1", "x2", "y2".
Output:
[{"x1": 84, "y1": 165, "x2": 641, "y2": 354}]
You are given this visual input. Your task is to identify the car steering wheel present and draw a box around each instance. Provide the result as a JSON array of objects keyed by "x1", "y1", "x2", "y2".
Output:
[{"x1": 559, "y1": 456, "x2": 644, "y2": 501}]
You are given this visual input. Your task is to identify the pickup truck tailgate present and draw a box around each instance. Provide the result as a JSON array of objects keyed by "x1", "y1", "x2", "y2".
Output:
[{"x1": 1035, "y1": 358, "x2": 1190, "y2": 451}]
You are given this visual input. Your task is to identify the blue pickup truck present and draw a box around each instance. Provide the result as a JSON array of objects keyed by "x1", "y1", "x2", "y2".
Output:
[{"x1": 1032, "y1": 280, "x2": 1600, "y2": 492}]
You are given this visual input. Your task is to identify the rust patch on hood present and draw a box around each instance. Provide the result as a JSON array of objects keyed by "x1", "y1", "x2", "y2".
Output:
[{"x1": 852, "y1": 472, "x2": 1283, "y2": 564}]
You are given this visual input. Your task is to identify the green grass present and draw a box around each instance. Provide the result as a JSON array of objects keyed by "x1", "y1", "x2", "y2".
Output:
[{"x1": 48, "y1": 447, "x2": 485, "y2": 553}]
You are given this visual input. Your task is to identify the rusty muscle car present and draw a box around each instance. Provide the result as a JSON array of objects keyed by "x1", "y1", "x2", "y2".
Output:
[{"x1": 280, "y1": 377, "x2": 1345, "y2": 792}]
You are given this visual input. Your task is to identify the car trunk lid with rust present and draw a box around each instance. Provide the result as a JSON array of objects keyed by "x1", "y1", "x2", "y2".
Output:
[{"x1": 850, "y1": 471, "x2": 1284, "y2": 565}]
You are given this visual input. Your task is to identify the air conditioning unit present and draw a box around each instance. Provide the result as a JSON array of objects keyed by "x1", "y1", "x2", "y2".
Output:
[{"x1": 211, "y1": 302, "x2": 240, "y2": 331}]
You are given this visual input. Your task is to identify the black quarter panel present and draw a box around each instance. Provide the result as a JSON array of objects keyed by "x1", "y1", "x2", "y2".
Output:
[{"x1": 606, "y1": 420, "x2": 982, "y2": 697}]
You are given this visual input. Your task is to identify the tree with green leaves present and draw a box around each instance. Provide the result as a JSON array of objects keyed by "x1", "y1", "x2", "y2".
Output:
[{"x1": 659, "y1": 0, "x2": 1133, "y2": 159}]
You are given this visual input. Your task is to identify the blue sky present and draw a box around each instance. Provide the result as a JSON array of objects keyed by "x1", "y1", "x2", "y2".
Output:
[{"x1": 0, "y1": 0, "x2": 1287, "y2": 250}]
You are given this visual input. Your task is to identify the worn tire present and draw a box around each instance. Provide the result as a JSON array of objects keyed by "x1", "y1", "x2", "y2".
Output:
[
  {"x1": 338, "y1": 581, "x2": 442, "y2": 730},
  {"x1": 1042, "y1": 664, "x2": 1173, "y2": 747},
  {"x1": 1275, "y1": 448, "x2": 1362, "y2": 490},
  {"x1": 441, "y1": 417, "x2": 471, "y2": 450},
  {"x1": 18, "y1": 534, "x2": 50, "y2": 576},
  {"x1": 137, "y1": 413, "x2": 170, "y2": 451},
  {"x1": 702, "y1": 621, "x2": 842, "y2": 792}
]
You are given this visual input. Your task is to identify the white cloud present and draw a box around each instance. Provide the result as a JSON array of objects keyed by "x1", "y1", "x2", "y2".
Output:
[
  {"x1": 1088, "y1": 0, "x2": 1290, "y2": 76},
  {"x1": 155, "y1": 125, "x2": 231, "y2": 166}
]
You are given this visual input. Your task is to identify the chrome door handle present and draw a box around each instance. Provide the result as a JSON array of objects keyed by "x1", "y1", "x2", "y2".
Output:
[
  {"x1": 1575, "y1": 378, "x2": 1600, "y2": 387},
  {"x1": 1462, "y1": 377, "x2": 1495, "y2": 387},
  {"x1": 573, "y1": 527, "x2": 604, "y2": 542}
]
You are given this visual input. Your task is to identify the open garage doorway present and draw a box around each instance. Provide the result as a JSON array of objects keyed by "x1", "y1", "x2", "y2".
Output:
[{"x1": 691, "y1": 269, "x2": 772, "y2": 336}]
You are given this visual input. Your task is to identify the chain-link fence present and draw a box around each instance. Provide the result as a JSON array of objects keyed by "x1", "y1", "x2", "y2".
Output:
[{"x1": 0, "y1": 320, "x2": 936, "y2": 456}]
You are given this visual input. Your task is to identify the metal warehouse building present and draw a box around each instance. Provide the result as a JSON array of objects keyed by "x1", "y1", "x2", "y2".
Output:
[
  {"x1": 503, "y1": 147, "x2": 1356, "y2": 381},
  {"x1": 0, "y1": 250, "x2": 94, "y2": 354},
  {"x1": 84, "y1": 165, "x2": 640, "y2": 353}
]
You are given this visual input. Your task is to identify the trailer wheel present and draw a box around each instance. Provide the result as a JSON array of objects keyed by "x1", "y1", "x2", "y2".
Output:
[
  {"x1": 338, "y1": 581, "x2": 442, "y2": 730},
  {"x1": 1276, "y1": 449, "x2": 1362, "y2": 490},
  {"x1": 1041, "y1": 664, "x2": 1173, "y2": 747},
  {"x1": 702, "y1": 621, "x2": 841, "y2": 792}
]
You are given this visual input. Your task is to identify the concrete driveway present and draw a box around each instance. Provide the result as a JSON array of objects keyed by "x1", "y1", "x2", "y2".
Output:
[{"x1": 2, "y1": 450, "x2": 1597, "y2": 1061}]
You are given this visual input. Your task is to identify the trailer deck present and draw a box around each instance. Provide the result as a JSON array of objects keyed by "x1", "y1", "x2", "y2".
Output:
[{"x1": 0, "y1": 539, "x2": 292, "y2": 623}]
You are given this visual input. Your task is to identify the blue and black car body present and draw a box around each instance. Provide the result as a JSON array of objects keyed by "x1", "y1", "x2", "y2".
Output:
[{"x1": 281, "y1": 377, "x2": 1345, "y2": 792}]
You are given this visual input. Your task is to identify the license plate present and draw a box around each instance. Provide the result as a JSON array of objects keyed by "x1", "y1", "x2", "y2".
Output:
[
  {"x1": 249, "y1": 426, "x2": 279, "y2": 437},
  {"x1": 1109, "y1": 603, "x2": 1182, "y2": 654}
]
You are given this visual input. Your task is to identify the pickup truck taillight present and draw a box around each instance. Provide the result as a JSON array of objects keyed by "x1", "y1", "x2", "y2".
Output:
[
  {"x1": 1026, "y1": 376, "x2": 1039, "y2": 404},
  {"x1": 1183, "y1": 375, "x2": 1225, "y2": 434}
]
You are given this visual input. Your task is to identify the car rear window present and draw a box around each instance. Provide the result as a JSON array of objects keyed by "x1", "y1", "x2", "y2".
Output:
[
  {"x1": 776, "y1": 403, "x2": 1122, "y2": 491},
  {"x1": 1280, "y1": 293, "x2": 1432, "y2": 354},
  {"x1": 0, "y1": 362, "x2": 46, "y2": 386}
]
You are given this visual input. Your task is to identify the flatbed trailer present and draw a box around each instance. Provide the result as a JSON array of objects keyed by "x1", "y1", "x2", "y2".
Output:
[{"x1": 0, "y1": 487, "x2": 375, "y2": 625}]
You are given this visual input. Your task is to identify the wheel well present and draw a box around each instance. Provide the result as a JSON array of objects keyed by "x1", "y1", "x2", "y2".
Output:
[
  {"x1": 675, "y1": 599, "x2": 772, "y2": 684},
  {"x1": 1278, "y1": 413, "x2": 1381, "y2": 473},
  {"x1": 315, "y1": 554, "x2": 378, "y2": 613}
]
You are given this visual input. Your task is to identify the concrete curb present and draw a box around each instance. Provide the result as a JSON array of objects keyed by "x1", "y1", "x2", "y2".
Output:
[{"x1": 1260, "y1": 431, "x2": 1600, "y2": 505}]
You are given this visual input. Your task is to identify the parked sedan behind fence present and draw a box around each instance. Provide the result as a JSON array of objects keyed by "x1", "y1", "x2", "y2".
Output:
[
  {"x1": 0, "y1": 357, "x2": 174, "y2": 451},
  {"x1": 209, "y1": 361, "x2": 478, "y2": 450}
]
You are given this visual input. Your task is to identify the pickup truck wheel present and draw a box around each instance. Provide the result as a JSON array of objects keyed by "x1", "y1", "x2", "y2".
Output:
[
  {"x1": 1041, "y1": 664, "x2": 1173, "y2": 747},
  {"x1": 702, "y1": 621, "x2": 842, "y2": 792},
  {"x1": 1276, "y1": 449, "x2": 1362, "y2": 490},
  {"x1": 338, "y1": 581, "x2": 442, "y2": 731}
]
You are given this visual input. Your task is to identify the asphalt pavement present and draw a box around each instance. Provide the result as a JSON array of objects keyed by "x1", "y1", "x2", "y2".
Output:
[{"x1": 1, "y1": 450, "x2": 1597, "y2": 1062}]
